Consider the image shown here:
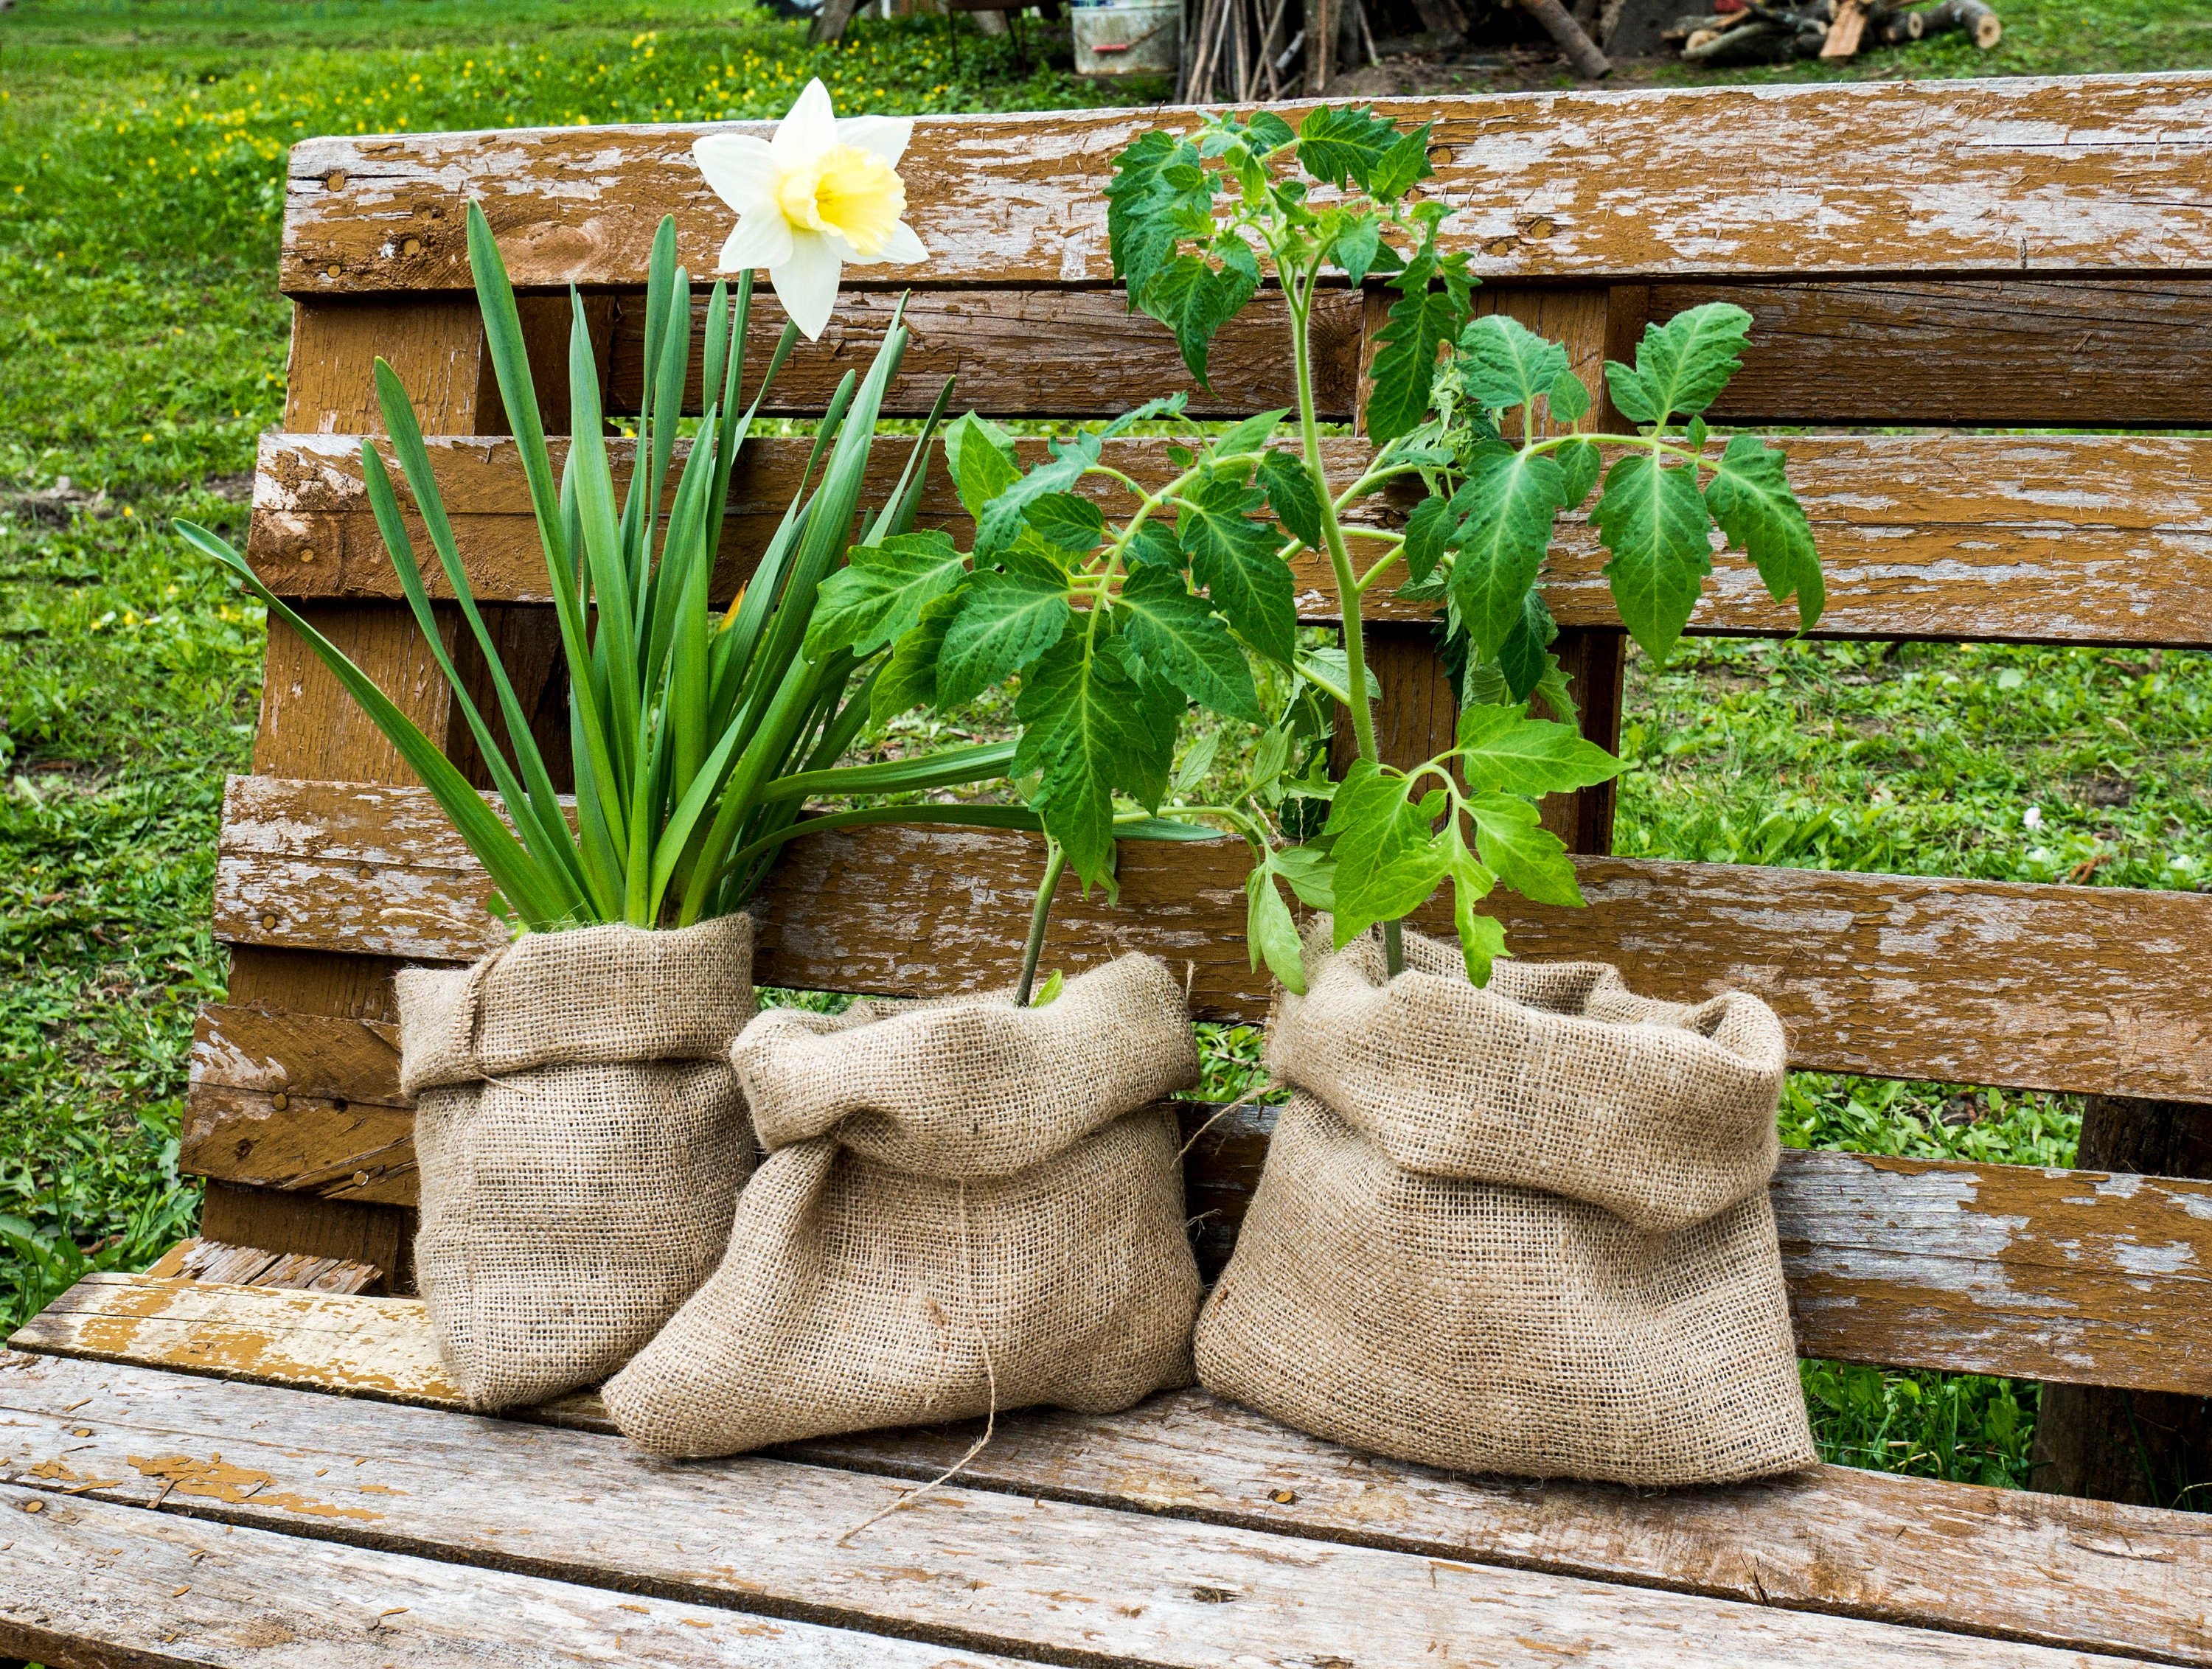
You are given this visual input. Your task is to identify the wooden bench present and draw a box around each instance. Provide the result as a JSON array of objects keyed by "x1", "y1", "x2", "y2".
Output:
[{"x1": 9, "y1": 72, "x2": 2212, "y2": 1665}]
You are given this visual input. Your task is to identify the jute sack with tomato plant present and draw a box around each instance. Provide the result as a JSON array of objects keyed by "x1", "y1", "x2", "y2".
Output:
[
  {"x1": 604, "y1": 954, "x2": 1203, "y2": 1458},
  {"x1": 1196, "y1": 924, "x2": 1815, "y2": 1487},
  {"x1": 397, "y1": 916, "x2": 757, "y2": 1410}
]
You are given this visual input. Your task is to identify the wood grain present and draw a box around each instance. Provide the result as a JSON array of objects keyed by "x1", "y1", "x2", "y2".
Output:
[
  {"x1": 0, "y1": 1477, "x2": 1022, "y2": 1668},
  {"x1": 245, "y1": 429, "x2": 2212, "y2": 649},
  {"x1": 208, "y1": 776, "x2": 2212, "y2": 1101},
  {"x1": 1657, "y1": 279, "x2": 2212, "y2": 428},
  {"x1": 12, "y1": 1309, "x2": 2211, "y2": 1660},
  {"x1": 0, "y1": 1350, "x2": 2163, "y2": 1668},
  {"x1": 602, "y1": 285, "x2": 1363, "y2": 419},
  {"x1": 284, "y1": 75, "x2": 2212, "y2": 293}
]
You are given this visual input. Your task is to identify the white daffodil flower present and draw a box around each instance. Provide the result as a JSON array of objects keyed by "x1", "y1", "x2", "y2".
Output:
[{"x1": 692, "y1": 78, "x2": 928, "y2": 342}]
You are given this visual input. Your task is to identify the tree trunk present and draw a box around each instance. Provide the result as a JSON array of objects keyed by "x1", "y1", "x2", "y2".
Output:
[
  {"x1": 1522, "y1": 0, "x2": 1612, "y2": 76},
  {"x1": 2029, "y1": 1095, "x2": 2212, "y2": 1509}
]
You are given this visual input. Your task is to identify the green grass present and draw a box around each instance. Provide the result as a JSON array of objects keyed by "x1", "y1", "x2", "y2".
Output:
[{"x1": 4, "y1": 0, "x2": 2210, "y2": 1493}]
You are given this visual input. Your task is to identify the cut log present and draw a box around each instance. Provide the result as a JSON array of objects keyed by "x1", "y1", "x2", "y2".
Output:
[
  {"x1": 1683, "y1": 18, "x2": 1801, "y2": 60},
  {"x1": 1820, "y1": 0, "x2": 1865, "y2": 55},
  {"x1": 1874, "y1": 4, "x2": 1924, "y2": 41},
  {"x1": 1523, "y1": 0, "x2": 1613, "y2": 75},
  {"x1": 1921, "y1": 0, "x2": 2000, "y2": 44}
]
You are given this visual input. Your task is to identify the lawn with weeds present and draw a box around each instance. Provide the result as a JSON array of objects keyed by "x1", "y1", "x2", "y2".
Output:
[{"x1": 5, "y1": 0, "x2": 2210, "y2": 1496}]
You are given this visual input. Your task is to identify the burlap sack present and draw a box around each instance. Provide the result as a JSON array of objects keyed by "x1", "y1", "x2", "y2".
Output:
[
  {"x1": 1195, "y1": 925, "x2": 1815, "y2": 1487},
  {"x1": 603, "y1": 953, "x2": 1204, "y2": 1458},
  {"x1": 395, "y1": 914, "x2": 758, "y2": 1410}
]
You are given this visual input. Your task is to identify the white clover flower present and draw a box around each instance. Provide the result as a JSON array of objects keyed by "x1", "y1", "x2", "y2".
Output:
[
  {"x1": 2023, "y1": 804, "x2": 2043, "y2": 832},
  {"x1": 692, "y1": 79, "x2": 928, "y2": 343}
]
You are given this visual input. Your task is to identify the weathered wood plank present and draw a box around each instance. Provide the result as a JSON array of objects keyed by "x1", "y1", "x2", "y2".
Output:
[
  {"x1": 244, "y1": 430, "x2": 2212, "y2": 648},
  {"x1": 12, "y1": 1306, "x2": 2210, "y2": 1659},
  {"x1": 208, "y1": 776, "x2": 2212, "y2": 1101},
  {"x1": 0, "y1": 1350, "x2": 2163, "y2": 1666},
  {"x1": 602, "y1": 285, "x2": 1363, "y2": 420},
  {"x1": 141, "y1": 1236, "x2": 383, "y2": 1295},
  {"x1": 1660, "y1": 279, "x2": 2212, "y2": 428},
  {"x1": 0, "y1": 1475, "x2": 1023, "y2": 1669},
  {"x1": 285, "y1": 75, "x2": 2212, "y2": 293}
]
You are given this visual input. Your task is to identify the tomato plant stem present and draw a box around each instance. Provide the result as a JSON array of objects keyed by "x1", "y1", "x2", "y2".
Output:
[{"x1": 1015, "y1": 837, "x2": 1069, "y2": 1006}]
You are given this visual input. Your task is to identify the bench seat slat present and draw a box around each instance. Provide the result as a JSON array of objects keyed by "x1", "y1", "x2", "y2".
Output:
[
  {"x1": 0, "y1": 1342, "x2": 2182, "y2": 1665},
  {"x1": 283, "y1": 74, "x2": 2212, "y2": 293},
  {"x1": 0, "y1": 1474, "x2": 1029, "y2": 1668},
  {"x1": 209, "y1": 776, "x2": 2212, "y2": 1102},
  {"x1": 247, "y1": 431, "x2": 2212, "y2": 648}
]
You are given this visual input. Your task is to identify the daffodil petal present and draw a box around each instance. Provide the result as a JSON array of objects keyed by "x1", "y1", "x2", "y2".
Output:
[
  {"x1": 692, "y1": 132, "x2": 779, "y2": 215},
  {"x1": 835, "y1": 114, "x2": 914, "y2": 170},
  {"x1": 771, "y1": 78, "x2": 839, "y2": 172},
  {"x1": 883, "y1": 219, "x2": 928, "y2": 265},
  {"x1": 720, "y1": 210, "x2": 793, "y2": 273},
  {"x1": 771, "y1": 229, "x2": 844, "y2": 341}
]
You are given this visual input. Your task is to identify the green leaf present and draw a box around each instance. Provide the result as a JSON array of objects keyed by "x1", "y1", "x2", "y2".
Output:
[
  {"x1": 1704, "y1": 433, "x2": 1824, "y2": 632},
  {"x1": 1443, "y1": 822, "x2": 1505, "y2": 986},
  {"x1": 1557, "y1": 436, "x2": 1601, "y2": 512},
  {"x1": 1246, "y1": 110, "x2": 1297, "y2": 152},
  {"x1": 1256, "y1": 448, "x2": 1324, "y2": 551},
  {"x1": 1024, "y1": 492, "x2": 1107, "y2": 556},
  {"x1": 1172, "y1": 728, "x2": 1221, "y2": 797},
  {"x1": 1400, "y1": 492, "x2": 1453, "y2": 585},
  {"x1": 944, "y1": 411, "x2": 1021, "y2": 519},
  {"x1": 1453, "y1": 702, "x2": 1621, "y2": 797},
  {"x1": 1141, "y1": 246, "x2": 1259, "y2": 388},
  {"x1": 1495, "y1": 586, "x2": 1554, "y2": 704},
  {"x1": 1455, "y1": 313, "x2": 1571, "y2": 416},
  {"x1": 1272, "y1": 841, "x2": 1336, "y2": 910},
  {"x1": 937, "y1": 554, "x2": 1072, "y2": 705},
  {"x1": 871, "y1": 587, "x2": 964, "y2": 725},
  {"x1": 1124, "y1": 518, "x2": 1186, "y2": 572},
  {"x1": 1099, "y1": 393, "x2": 1189, "y2": 439},
  {"x1": 1593, "y1": 451, "x2": 1713, "y2": 662},
  {"x1": 1296, "y1": 104, "x2": 1403, "y2": 192},
  {"x1": 1178, "y1": 473, "x2": 1297, "y2": 662},
  {"x1": 1328, "y1": 214, "x2": 1382, "y2": 285},
  {"x1": 1365, "y1": 230, "x2": 1472, "y2": 445},
  {"x1": 806, "y1": 529, "x2": 970, "y2": 658},
  {"x1": 1548, "y1": 369, "x2": 1592, "y2": 427},
  {"x1": 1368, "y1": 122, "x2": 1435, "y2": 202},
  {"x1": 1246, "y1": 862, "x2": 1309, "y2": 993},
  {"x1": 1444, "y1": 441, "x2": 1565, "y2": 662},
  {"x1": 1105, "y1": 130, "x2": 1211, "y2": 308},
  {"x1": 1323, "y1": 759, "x2": 1450, "y2": 948},
  {"x1": 1214, "y1": 407, "x2": 1288, "y2": 462},
  {"x1": 1611, "y1": 302, "x2": 1752, "y2": 425},
  {"x1": 1530, "y1": 650, "x2": 1578, "y2": 728},
  {"x1": 1115, "y1": 566, "x2": 1262, "y2": 720},
  {"x1": 975, "y1": 432, "x2": 1098, "y2": 560},
  {"x1": 1467, "y1": 791, "x2": 1584, "y2": 907},
  {"x1": 1015, "y1": 631, "x2": 1175, "y2": 891}
]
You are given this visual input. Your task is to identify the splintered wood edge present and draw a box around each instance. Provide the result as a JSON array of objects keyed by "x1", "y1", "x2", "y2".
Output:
[{"x1": 3, "y1": 1324, "x2": 2208, "y2": 1665}]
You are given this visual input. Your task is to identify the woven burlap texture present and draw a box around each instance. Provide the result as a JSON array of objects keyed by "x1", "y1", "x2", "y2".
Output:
[
  {"x1": 1195, "y1": 924, "x2": 1815, "y2": 1487},
  {"x1": 604, "y1": 952, "x2": 1204, "y2": 1458},
  {"x1": 396, "y1": 913, "x2": 758, "y2": 1411}
]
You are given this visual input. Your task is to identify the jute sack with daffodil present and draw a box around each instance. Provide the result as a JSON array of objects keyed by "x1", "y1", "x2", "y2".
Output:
[
  {"x1": 397, "y1": 916, "x2": 759, "y2": 1410},
  {"x1": 1196, "y1": 923, "x2": 1815, "y2": 1487},
  {"x1": 604, "y1": 954, "x2": 1204, "y2": 1458}
]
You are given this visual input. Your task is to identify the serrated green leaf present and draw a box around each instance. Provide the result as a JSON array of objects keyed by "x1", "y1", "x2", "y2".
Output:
[
  {"x1": 1365, "y1": 231, "x2": 1471, "y2": 445},
  {"x1": 1445, "y1": 442, "x2": 1565, "y2": 662},
  {"x1": 1015, "y1": 631, "x2": 1175, "y2": 891},
  {"x1": 1115, "y1": 566, "x2": 1262, "y2": 720},
  {"x1": 1704, "y1": 433, "x2": 1824, "y2": 632},
  {"x1": 1400, "y1": 492, "x2": 1452, "y2": 585},
  {"x1": 944, "y1": 411, "x2": 1020, "y2": 519},
  {"x1": 1495, "y1": 585, "x2": 1554, "y2": 704},
  {"x1": 1467, "y1": 790, "x2": 1584, "y2": 907},
  {"x1": 1627, "y1": 302, "x2": 1752, "y2": 424},
  {"x1": 1247, "y1": 110, "x2": 1297, "y2": 152},
  {"x1": 1247, "y1": 862, "x2": 1309, "y2": 992},
  {"x1": 1141, "y1": 248, "x2": 1259, "y2": 388},
  {"x1": 1530, "y1": 649, "x2": 1577, "y2": 728},
  {"x1": 806, "y1": 529, "x2": 970, "y2": 658},
  {"x1": 1272, "y1": 840, "x2": 1336, "y2": 910},
  {"x1": 1178, "y1": 473, "x2": 1296, "y2": 662},
  {"x1": 1443, "y1": 821, "x2": 1504, "y2": 986},
  {"x1": 1557, "y1": 436, "x2": 1601, "y2": 512},
  {"x1": 1368, "y1": 122, "x2": 1435, "y2": 202},
  {"x1": 1106, "y1": 130, "x2": 1211, "y2": 310},
  {"x1": 871, "y1": 586, "x2": 967, "y2": 725},
  {"x1": 1454, "y1": 702, "x2": 1621, "y2": 797},
  {"x1": 1604, "y1": 359, "x2": 1660, "y2": 429},
  {"x1": 975, "y1": 432, "x2": 1099, "y2": 560},
  {"x1": 1024, "y1": 492, "x2": 1107, "y2": 556},
  {"x1": 937, "y1": 554, "x2": 1071, "y2": 704},
  {"x1": 1124, "y1": 518, "x2": 1186, "y2": 572},
  {"x1": 1214, "y1": 407, "x2": 1288, "y2": 462},
  {"x1": 1329, "y1": 213, "x2": 1382, "y2": 284},
  {"x1": 1099, "y1": 393, "x2": 1189, "y2": 440},
  {"x1": 1256, "y1": 448, "x2": 1324, "y2": 551},
  {"x1": 1296, "y1": 103, "x2": 1402, "y2": 191},
  {"x1": 1593, "y1": 451, "x2": 1713, "y2": 662},
  {"x1": 1324, "y1": 759, "x2": 1450, "y2": 947},
  {"x1": 1548, "y1": 369, "x2": 1592, "y2": 427},
  {"x1": 1455, "y1": 313, "x2": 1571, "y2": 415}
]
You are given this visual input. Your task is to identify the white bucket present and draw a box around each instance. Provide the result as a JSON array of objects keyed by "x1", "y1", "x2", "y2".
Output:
[{"x1": 1071, "y1": 0, "x2": 1182, "y2": 75}]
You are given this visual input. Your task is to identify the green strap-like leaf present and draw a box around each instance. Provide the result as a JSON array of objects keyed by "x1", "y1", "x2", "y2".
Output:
[
  {"x1": 1593, "y1": 451, "x2": 1714, "y2": 662},
  {"x1": 1114, "y1": 566, "x2": 1262, "y2": 721},
  {"x1": 1704, "y1": 433, "x2": 1824, "y2": 632}
]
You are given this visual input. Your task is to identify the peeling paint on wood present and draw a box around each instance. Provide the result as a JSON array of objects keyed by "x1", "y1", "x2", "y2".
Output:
[
  {"x1": 0, "y1": 1349, "x2": 2174, "y2": 1667},
  {"x1": 243, "y1": 430, "x2": 2212, "y2": 648},
  {"x1": 282, "y1": 76, "x2": 2212, "y2": 293}
]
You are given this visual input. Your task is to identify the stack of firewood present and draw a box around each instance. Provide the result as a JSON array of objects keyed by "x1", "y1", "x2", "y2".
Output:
[{"x1": 1665, "y1": 0, "x2": 1998, "y2": 64}]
